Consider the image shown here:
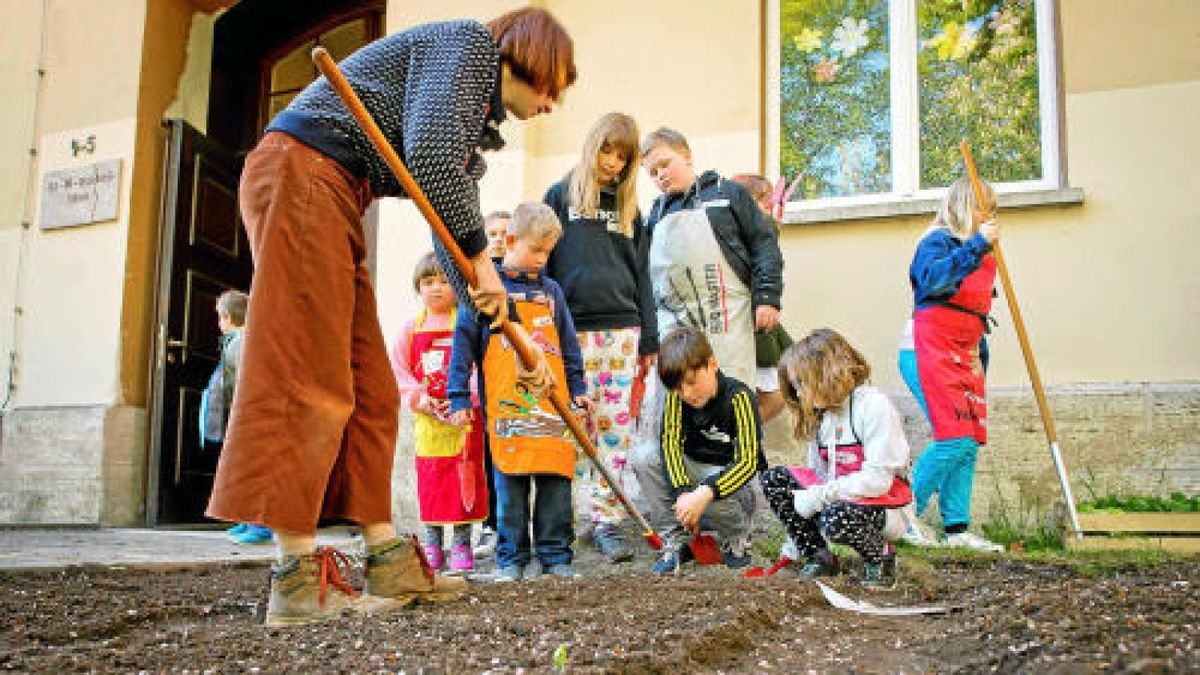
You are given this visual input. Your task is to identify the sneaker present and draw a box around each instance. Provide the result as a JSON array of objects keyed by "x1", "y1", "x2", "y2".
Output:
[
  {"x1": 448, "y1": 543, "x2": 474, "y2": 573},
  {"x1": 901, "y1": 519, "x2": 943, "y2": 548},
  {"x1": 226, "y1": 523, "x2": 249, "y2": 536},
  {"x1": 720, "y1": 542, "x2": 753, "y2": 569},
  {"x1": 650, "y1": 543, "x2": 695, "y2": 575},
  {"x1": 364, "y1": 535, "x2": 468, "y2": 603},
  {"x1": 944, "y1": 531, "x2": 1004, "y2": 553},
  {"x1": 473, "y1": 527, "x2": 497, "y2": 559},
  {"x1": 423, "y1": 543, "x2": 445, "y2": 570},
  {"x1": 593, "y1": 525, "x2": 633, "y2": 563},
  {"x1": 494, "y1": 565, "x2": 523, "y2": 583},
  {"x1": 543, "y1": 563, "x2": 580, "y2": 579},
  {"x1": 796, "y1": 549, "x2": 839, "y2": 580},
  {"x1": 860, "y1": 555, "x2": 897, "y2": 590},
  {"x1": 230, "y1": 524, "x2": 273, "y2": 545},
  {"x1": 264, "y1": 548, "x2": 409, "y2": 627}
]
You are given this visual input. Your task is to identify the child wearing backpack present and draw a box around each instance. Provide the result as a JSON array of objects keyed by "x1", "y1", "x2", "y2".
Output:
[{"x1": 199, "y1": 290, "x2": 269, "y2": 544}]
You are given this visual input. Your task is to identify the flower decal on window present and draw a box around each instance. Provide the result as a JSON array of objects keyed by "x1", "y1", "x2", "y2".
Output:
[
  {"x1": 812, "y1": 57, "x2": 840, "y2": 83},
  {"x1": 830, "y1": 16, "x2": 870, "y2": 57},
  {"x1": 792, "y1": 27, "x2": 824, "y2": 53}
]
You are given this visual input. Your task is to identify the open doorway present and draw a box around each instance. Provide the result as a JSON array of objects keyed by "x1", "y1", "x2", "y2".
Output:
[{"x1": 147, "y1": 0, "x2": 384, "y2": 525}]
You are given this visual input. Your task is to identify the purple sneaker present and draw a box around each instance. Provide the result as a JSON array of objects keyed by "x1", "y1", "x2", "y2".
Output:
[
  {"x1": 448, "y1": 543, "x2": 474, "y2": 573},
  {"x1": 423, "y1": 543, "x2": 444, "y2": 570}
]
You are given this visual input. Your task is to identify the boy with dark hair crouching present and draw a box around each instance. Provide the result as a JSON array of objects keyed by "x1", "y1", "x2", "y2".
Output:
[{"x1": 631, "y1": 326, "x2": 764, "y2": 574}]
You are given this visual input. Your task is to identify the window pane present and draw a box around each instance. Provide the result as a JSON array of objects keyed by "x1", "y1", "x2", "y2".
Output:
[
  {"x1": 322, "y1": 19, "x2": 367, "y2": 62},
  {"x1": 271, "y1": 40, "x2": 317, "y2": 93},
  {"x1": 918, "y1": 0, "x2": 1042, "y2": 187},
  {"x1": 780, "y1": 0, "x2": 891, "y2": 199}
]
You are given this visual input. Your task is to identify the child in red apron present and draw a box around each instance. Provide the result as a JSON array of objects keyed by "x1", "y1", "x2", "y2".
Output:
[
  {"x1": 897, "y1": 178, "x2": 1003, "y2": 552},
  {"x1": 390, "y1": 253, "x2": 487, "y2": 573},
  {"x1": 447, "y1": 204, "x2": 592, "y2": 582},
  {"x1": 760, "y1": 329, "x2": 911, "y2": 589}
]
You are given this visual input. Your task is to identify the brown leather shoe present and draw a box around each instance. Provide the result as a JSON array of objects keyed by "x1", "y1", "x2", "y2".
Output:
[
  {"x1": 365, "y1": 534, "x2": 468, "y2": 603},
  {"x1": 265, "y1": 547, "x2": 410, "y2": 627}
]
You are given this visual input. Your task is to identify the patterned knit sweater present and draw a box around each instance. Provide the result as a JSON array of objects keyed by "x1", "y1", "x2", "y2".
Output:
[{"x1": 269, "y1": 19, "x2": 506, "y2": 273}]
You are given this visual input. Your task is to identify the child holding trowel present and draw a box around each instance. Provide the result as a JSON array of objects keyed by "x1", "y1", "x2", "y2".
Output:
[
  {"x1": 760, "y1": 329, "x2": 911, "y2": 590},
  {"x1": 632, "y1": 326, "x2": 765, "y2": 574},
  {"x1": 390, "y1": 252, "x2": 488, "y2": 574}
]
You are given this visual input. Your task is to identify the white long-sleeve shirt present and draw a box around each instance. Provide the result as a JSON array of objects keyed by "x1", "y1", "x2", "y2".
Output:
[{"x1": 807, "y1": 386, "x2": 910, "y2": 501}]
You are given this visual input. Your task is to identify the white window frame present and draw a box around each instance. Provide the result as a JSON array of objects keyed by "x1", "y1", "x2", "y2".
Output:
[{"x1": 766, "y1": 0, "x2": 1063, "y2": 218}]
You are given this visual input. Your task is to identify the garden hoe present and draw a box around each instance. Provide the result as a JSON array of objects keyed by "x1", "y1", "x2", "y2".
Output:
[
  {"x1": 960, "y1": 141, "x2": 1082, "y2": 539},
  {"x1": 311, "y1": 47, "x2": 664, "y2": 551}
]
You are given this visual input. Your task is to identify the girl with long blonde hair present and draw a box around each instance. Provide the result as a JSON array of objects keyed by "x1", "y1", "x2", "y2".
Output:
[
  {"x1": 896, "y1": 178, "x2": 1004, "y2": 552},
  {"x1": 759, "y1": 328, "x2": 912, "y2": 589},
  {"x1": 543, "y1": 112, "x2": 657, "y2": 564}
]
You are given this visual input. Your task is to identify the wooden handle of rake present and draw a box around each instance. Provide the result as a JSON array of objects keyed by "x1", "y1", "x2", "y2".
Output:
[
  {"x1": 312, "y1": 47, "x2": 663, "y2": 549},
  {"x1": 959, "y1": 141, "x2": 1057, "y2": 443},
  {"x1": 960, "y1": 141, "x2": 1081, "y2": 537}
]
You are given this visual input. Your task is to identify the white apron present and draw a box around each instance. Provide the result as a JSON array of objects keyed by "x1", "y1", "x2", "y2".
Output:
[{"x1": 648, "y1": 201, "x2": 756, "y2": 388}]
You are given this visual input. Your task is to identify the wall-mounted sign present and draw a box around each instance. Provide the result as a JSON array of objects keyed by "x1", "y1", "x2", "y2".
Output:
[{"x1": 39, "y1": 158, "x2": 122, "y2": 230}]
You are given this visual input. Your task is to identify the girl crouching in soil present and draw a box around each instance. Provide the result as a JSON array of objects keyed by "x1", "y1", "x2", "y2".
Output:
[{"x1": 760, "y1": 329, "x2": 912, "y2": 589}]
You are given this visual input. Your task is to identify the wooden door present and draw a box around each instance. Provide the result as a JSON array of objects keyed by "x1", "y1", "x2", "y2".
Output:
[{"x1": 147, "y1": 120, "x2": 250, "y2": 524}]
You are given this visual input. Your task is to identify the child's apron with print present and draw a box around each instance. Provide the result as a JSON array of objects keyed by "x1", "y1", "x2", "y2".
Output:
[
  {"x1": 788, "y1": 397, "x2": 913, "y2": 507},
  {"x1": 409, "y1": 309, "x2": 487, "y2": 524},
  {"x1": 483, "y1": 293, "x2": 575, "y2": 479},
  {"x1": 649, "y1": 201, "x2": 756, "y2": 388},
  {"x1": 913, "y1": 253, "x2": 997, "y2": 444}
]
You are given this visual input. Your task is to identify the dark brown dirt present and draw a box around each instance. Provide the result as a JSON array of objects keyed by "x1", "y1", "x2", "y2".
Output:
[{"x1": 1, "y1": 553, "x2": 1196, "y2": 673}]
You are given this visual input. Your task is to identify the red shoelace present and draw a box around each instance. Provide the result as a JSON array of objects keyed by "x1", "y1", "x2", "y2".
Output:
[{"x1": 311, "y1": 547, "x2": 359, "y2": 606}]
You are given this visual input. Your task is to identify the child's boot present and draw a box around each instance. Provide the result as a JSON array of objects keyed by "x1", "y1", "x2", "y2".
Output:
[
  {"x1": 365, "y1": 534, "x2": 468, "y2": 603},
  {"x1": 265, "y1": 548, "x2": 409, "y2": 627},
  {"x1": 796, "y1": 548, "x2": 839, "y2": 580},
  {"x1": 860, "y1": 553, "x2": 897, "y2": 590},
  {"x1": 423, "y1": 542, "x2": 445, "y2": 570}
]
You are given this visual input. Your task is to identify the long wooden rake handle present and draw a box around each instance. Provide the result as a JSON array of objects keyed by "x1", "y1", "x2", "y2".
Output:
[
  {"x1": 311, "y1": 47, "x2": 663, "y2": 549},
  {"x1": 960, "y1": 141, "x2": 1081, "y2": 538}
]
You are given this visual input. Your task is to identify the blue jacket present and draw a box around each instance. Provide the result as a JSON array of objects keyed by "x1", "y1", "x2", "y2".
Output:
[
  {"x1": 908, "y1": 229, "x2": 992, "y2": 309},
  {"x1": 447, "y1": 265, "x2": 587, "y2": 415}
]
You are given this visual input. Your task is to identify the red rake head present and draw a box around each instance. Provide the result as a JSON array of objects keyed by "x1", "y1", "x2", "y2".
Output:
[{"x1": 644, "y1": 531, "x2": 664, "y2": 550}]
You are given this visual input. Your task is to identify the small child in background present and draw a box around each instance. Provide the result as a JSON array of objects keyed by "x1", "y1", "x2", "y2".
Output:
[
  {"x1": 632, "y1": 326, "x2": 764, "y2": 574},
  {"x1": 390, "y1": 252, "x2": 488, "y2": 573},
  {"x1": 897, "y1": 178, "x2": 1004, "y2": 552},
  {"x1": 200, "y1": 290, "x2": 269, "y2": 544},
  {"x1": 761, "y1": 329, "x2": 911, "y2": 589},
  {"x1": 475, "y1": 209, "x2": 513, "y2": 557},
  {"x1": 484, "y1": 210, "x2": 511, "y2": 261},
  {"x1": 729, "y1": 173, "x2": 792, "y2": 424},
  {"x1": 448, "y1": 203, "x2": 592, "y2": 581}
]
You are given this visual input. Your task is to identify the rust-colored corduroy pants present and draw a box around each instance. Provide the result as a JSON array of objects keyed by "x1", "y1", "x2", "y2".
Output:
[{"x1": 206, "y1": 132, "x2": 399, "y2": 534}]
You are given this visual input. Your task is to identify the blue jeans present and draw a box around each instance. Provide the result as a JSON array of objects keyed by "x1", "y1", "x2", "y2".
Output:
[
  {"x1": 493, "y1": 468, "x2": 574, "y2": 569},
  {"x1": 898, "y1": 349, "x2": 980, "y2": 528}
]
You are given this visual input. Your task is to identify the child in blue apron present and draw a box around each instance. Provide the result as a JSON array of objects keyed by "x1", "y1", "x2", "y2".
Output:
[
  {"x1": 897, "y1": 178, "x2": 1003, "y2": 553},
  {"x1": 760, "y1": 329, "x2": 912, "y2": 589}
]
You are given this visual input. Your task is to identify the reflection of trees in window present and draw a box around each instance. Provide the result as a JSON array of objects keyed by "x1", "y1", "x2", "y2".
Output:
[
  {"x1": 780, "y1": 0, "x2": 891, "y2": 199},
  {"x1": 919, "y1": 0, "x2": 1041, "y2": 188},
  {"x1": 779, "y1": 0, "x2": 1045, "y2": 200}
]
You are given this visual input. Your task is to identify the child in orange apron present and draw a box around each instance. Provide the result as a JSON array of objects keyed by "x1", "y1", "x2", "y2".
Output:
[
  {"x1": 897, "y1": 178, "x2": 1003, "y2": 552},
  {"x1": 761, "y1": 329, "x2": 912, "y2": 589},
  {"x1": 390, "y1": 253, "x2": 488, "y2": 573},
  {"x1": 447, "y1": 204, "x2": 592, "y2": 581}
]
